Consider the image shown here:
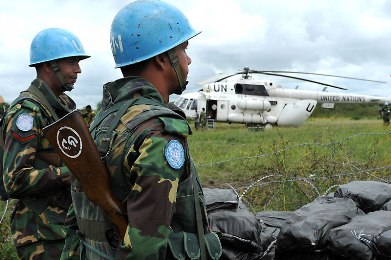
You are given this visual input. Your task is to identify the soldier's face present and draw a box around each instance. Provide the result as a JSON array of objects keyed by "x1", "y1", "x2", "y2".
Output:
[
  {"x1": 57, "y1": 57, "x2": 82, "y2": 86},
  {"x1": 169, "y1": 41, "x2": 191, "y2": 94},
  {"x1": 176, "y1": 41, "x2": 191, "y2": 82}
]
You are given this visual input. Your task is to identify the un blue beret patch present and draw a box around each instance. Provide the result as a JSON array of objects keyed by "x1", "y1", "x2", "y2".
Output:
[{"x1": 165, "y1": 140, "x2": 185, "y2": 169}]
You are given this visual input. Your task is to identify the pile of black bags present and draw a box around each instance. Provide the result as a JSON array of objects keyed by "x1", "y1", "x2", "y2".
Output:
[{"x1": 204, "y1": 180, "x2": 391, "y2": 260}]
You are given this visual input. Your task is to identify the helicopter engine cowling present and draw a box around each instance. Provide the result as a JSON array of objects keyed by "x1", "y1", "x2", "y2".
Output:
[
  {"x1": 227, "y1": 113, "x2": 277, "y2": 124},
  {"x1": 228, "y1": 113, "x2": 264, "y2": 123},
  {"x1": 237, "y1": 99, "x2": 272, "y2": 111},
  {"x1": 265, "y1": 115, "x2": 277, "y2": 124}
]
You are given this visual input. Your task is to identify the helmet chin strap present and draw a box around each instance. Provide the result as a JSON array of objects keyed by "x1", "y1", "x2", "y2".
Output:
[
  {"x1": 167, "y1": 49, "x2": 187, "y2": 95},
  {"x1": 49, "y1": 61, "x2": 74, "y2": 92}
]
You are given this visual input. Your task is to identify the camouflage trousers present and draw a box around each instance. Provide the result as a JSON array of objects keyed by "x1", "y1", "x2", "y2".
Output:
[{"x1": 15, "y1": 239, "x2": 64, "y2": 260}]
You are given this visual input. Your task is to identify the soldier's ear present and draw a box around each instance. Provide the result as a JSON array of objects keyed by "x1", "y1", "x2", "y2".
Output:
[
  {"x1": 41, "y1": 63, "x2": 53, "y2": 74},
  {"x1": 153, "y1": 54, "x2": 168, "y2": 69}
]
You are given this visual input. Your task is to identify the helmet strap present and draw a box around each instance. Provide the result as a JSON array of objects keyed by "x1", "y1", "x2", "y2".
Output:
[
  {"x1": 167, "y1": 49, "x2": 187, "y2": 95},
  {"x1": 49, "y1": 61, "x2": 74, "y2": 91}
]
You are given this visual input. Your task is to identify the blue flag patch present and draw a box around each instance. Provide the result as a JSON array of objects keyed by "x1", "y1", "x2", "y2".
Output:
[{"x1": 165, "y1": 140, "x2": 185, "y2": 169}]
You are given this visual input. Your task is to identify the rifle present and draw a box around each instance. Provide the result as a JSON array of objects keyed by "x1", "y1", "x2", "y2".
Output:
[
  {"x1": 35, "y1": 151, "x2": 62, "y2": 167},
  {"x1": 43, "y1": 110, "x2": 127, "y2": 240}
]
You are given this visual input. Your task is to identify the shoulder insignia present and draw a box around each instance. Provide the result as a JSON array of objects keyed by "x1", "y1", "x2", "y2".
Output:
[
  {"x1": 164, "y1": 140, "x2": 185, "y2": 169},
  {"x1": 11, "y1": 131, "x2": 36, "y2": 143},
  {"x1": 16, "y1": 113, "x2": 34, "y2": 131}
]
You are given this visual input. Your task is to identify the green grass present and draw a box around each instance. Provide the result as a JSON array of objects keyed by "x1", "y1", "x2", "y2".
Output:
[
  {"x1": 0, "y1": 118, "x2": 390, "y2": 258},
  {"x1": 0, "y1": 200, "x2": 17, "y2": 259},
  {"x1": 189, "y1": 119, "x2": 391, "y2": 211}
]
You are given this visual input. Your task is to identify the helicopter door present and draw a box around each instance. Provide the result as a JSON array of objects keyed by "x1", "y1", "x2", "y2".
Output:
[
  {"x1": 216, "y1": 100, "x2": 228, "y2": 121},
  {"x1": 206, "y1": 100, "x2": 217, "y2": 119}
]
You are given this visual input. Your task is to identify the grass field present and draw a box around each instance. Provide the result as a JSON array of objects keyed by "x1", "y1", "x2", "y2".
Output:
[
  {"x1": 0, "y1": 118, "x2": 390, "y2": 258},
  {"x1": 189, "y1": 118, "x2": 390, "y2": 212}
]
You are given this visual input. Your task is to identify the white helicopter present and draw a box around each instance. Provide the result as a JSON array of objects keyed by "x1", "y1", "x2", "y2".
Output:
[{"x1": 174, "y1": 67, "x2": 391, "y2": 127}]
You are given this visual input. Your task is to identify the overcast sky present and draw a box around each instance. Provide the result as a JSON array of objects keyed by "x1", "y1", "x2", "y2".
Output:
[{"x1": 1, "y1": 0, "x2": 391, "y2": 108}]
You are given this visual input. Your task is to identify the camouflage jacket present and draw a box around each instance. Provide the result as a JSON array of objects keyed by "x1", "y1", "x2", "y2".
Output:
[
  {"x1": 63, "y1": 77, "x2": 221, "y2": 259},
  {"x1": 82, "y1": 110, "x2": 96, "y2": 127},
  {"x1": 2, "y1": 79, "x2": 74, "y2": 247},
  {"x1": 200, "y1": 111, "x2": 207, "y2": 124},
  {"x1": 0, "y1": 103, "x2": 5, "y2": 118}
]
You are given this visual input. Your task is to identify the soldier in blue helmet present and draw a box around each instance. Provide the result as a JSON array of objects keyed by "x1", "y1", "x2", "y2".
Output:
[
  {"x1": 1, "y1": 27, "x2": 89, "y2": 259},
  {"x1": 61, "y1": 1, "x2": 222, "y2": 259}
]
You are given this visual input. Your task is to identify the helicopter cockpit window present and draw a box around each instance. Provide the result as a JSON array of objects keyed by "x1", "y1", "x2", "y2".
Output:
[
  {"x1": 179, "y1": 98, "x2": 188, "y2": 109},
  {"x1": 186, "y1": 99, "x2": 194, "y2": 110},
  {"x1": 190, "y1": 99, "x2": 198, "y2": 110},
  {"x1": 235, "y1": 84, "x2": 269, "y2": 96},
  {"x1": 235, "y1": 84, "x2": 243, "y2": 94}
]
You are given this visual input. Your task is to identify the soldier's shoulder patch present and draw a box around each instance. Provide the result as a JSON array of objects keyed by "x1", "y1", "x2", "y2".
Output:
[
  {"x1": 164, "y1": 140, "x2": 185, "y2": 169},
  {"x1": 11, "y1": 130, "x2": 37, "y2": 143},
  {"x1": 16, "y1": 113, "x2": 34, "y2": 132}
]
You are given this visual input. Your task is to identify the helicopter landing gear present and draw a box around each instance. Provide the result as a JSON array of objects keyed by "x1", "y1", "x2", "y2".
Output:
[{"x1": 246, "y1": 123, "x2": 273, "y2": 131}]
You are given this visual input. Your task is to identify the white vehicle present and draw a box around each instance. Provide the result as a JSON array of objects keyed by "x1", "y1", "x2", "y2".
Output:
[{"x1": 174, "y1": 68, "x2": 391, "y2": 127}]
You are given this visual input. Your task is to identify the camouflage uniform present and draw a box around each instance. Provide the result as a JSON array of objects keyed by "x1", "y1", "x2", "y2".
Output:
[
  {"x1": 379, "y1": 104, "x2": 390, "y2": 126},
  {"x1": 82, "y1": 107, "x2": 96, "y2": 128},
  {"x1": 0, "y1": 103, "x2": 5, "y2": 119},
  {"x1": 2, "y1": 79, "x2": 75, "y2": 259},
  {"x1": 61, "y1": 77, "x2": 222, "y2": 259},
  {"x1": 200, "y1": 110, "x2": 207, "y2": 130}
]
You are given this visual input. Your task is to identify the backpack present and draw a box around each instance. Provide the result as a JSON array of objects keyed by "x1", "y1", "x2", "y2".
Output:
[{"x1": 90, "y1": 98, "x2": 185, "y2": 160}]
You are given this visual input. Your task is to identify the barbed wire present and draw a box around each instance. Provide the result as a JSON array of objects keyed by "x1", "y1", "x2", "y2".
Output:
[
  {"x1": 193, "y1": 131, "x2": 391, "y2": 212},
  {"x1": 1, "y1": 132, "x2": 390, "y2": 226},
  {"x1": 238, "y1": 166, "x2": 391, "y2": 199}
]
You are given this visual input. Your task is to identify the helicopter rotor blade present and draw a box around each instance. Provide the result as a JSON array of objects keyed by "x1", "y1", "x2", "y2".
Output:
[
  {"x1": 197, "y1": 72, "x2": 237, "y2": 85},
  {"x1": 259, "y1": 72, "x2": 348, "y2": 90},
  {"x1": 257, "y1": 71, "x2": 387, "y2": 83},
  {"x1": 203, "y1": 68, "x2": 384, "y2": 90},
  {"x1": 214, "y1": 72, "x2": 242, "y2": 82}
]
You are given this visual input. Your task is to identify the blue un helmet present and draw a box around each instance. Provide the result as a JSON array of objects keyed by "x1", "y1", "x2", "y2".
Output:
[
  {"x1": 30, "y1": 28, "x2": 90, "y2": 91},
  {"x1": 110, "y1": 0, "x2": 200, "y2": 93},
  {"x1": 30, "y1": 28, "x2": 90, "y2": 67}
]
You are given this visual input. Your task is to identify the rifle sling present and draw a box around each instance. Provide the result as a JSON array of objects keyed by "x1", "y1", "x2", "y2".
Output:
[
  {"x1": 90, "y1": 98, "x2": 138, "y2": 132},
  {"x1": 125, "y1": 108, "x2": 184, "y2": 131},
  {"x1": 26, "y1": 85, "x2": 60, "y2": 121},
  {"x1": 93, "y1": 98, "x2": 184, "y2": 158},
  {"x1": 187, "y1": 145, "x2": 207, "y2": 260}
]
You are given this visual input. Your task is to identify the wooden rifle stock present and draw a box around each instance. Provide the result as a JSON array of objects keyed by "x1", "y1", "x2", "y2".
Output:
[
  {"x1": 43, "y1": 110, "x2": 127, "y2": 240},
  {"x1": 35, "y1": 151, "x2": 62, "y2": 167}
]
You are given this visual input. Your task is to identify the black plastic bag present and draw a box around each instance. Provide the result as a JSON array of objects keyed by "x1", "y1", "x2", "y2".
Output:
[
  {"x1": 334, "y1": 181, "x2": 391, "y2": 213},
  {"x1": 381, "y1": 200, "x2": 391, "y2": 211},
  {"x1": 275, "y1": 197, "x2": 363, "y2": 254},
  {"x1": 374, "y1": 229, "x2": 391, "y2": 258},
  {"x1": 204, "y1": 188, "x2": 263, "y2": 260},
  {"x1": 327, "y1": 210, "x2": 391, "y2": 259},
  {"x1": 256, "y1": 211, "x2": 295, "y2": 252},
  {"x1": 204, "y1": 187, "x2": 239, "y2": 211}
]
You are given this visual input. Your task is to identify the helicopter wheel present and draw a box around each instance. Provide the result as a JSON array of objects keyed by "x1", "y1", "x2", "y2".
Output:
[{"x1": 264, "y1": 124, "x2": 273, "y2": 130}]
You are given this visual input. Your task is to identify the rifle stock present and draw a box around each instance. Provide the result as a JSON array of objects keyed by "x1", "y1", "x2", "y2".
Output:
[
  {"x1": 43, "y1": 110, "x2": 127, "y2": 239},
  {"x1": 35, "y1": 151, "x2": 62, "y2": 167}
]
